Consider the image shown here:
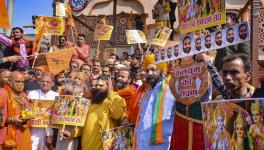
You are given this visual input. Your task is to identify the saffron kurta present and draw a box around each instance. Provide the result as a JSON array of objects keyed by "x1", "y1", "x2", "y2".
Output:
[
  {"x1": 136, "y1": 80, "x2": 176, "y2": 150},
  {"x1": 81, "y1": 91, "x2": 126, "y2": 150}
]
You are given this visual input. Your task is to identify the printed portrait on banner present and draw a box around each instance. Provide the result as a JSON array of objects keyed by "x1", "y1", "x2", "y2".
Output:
[
  {"x1": 147, "y1": 26, "x2": 172, "y2": 47},
  {"x1": 102, "y1": 125, "x2": 135, "y2": 150},
  {"x1": 202, "y1": 98, "x2": 264, "y2": 150},
  {"x1": 178, "y1": 0, "x2": 226, "y2": 34},
  {"x1": 126, "y1": 30, "x2": 147, "y2": 44},
  {"x1": 30, "y1": 99, "x2": 54, "y2": 128},
  {"x1": 51, "y1": 95, "x2": 90, "y2": 126}
]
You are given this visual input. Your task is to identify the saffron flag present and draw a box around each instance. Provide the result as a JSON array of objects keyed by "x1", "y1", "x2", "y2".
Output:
[
  {"x1": 45, "y1": 48, "x2": 74, "y2": 75},
  {"x1": 0, "y1": 0, "x2": 10, "y2": 29},
  {"x1": 36, "y1": 16, "x2": 64, "y2": 35},
  {"x1": 65, "y1": 4, "x2": 75, "y2": 27},
  {"x1": 33, "y1": 25, "x2": 46, "y2": 53}
]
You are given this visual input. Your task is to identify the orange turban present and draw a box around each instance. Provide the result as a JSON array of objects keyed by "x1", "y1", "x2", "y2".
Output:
[{"x1": 143, "y1": 54, "x2": 167, "y2": 72}]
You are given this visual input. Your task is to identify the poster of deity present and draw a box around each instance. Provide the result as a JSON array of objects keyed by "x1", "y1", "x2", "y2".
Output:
[
  {"x1": 102, "y1": 125, "x2": 135, "y2": 150},
  {"x1": 202, "y1": 98, "x2": 264, "y2": 150},
  {"x1": 51, "y1": 95, "x2": 91, "y2": 126}
]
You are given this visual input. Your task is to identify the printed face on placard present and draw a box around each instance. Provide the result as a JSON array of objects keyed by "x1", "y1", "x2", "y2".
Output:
[
  {"x1": 155, "y1": 51, "x2": 159, "y2": 62},
  {"x1": 215, "y1": 31, "x2": 223, "y2": 46},
  {"x1": 161, "y1": 49, "x2": 165, "y2": 60},
  {"x1": 205, "y1": 35, "x2": 212, "y2": 49},
  {"x1": 167, "y1": 47, "x2": 172, "y2": 58},
  {"x1": 174, "y1": 45, "x2": 179, "y2": 57},
  {"x1": 226, "y1": 28, "x2": 234, "y2": 43},
  {"x1": 238, "y1": 24, "x2": 248, "y2": 40},
  {"x1": 195, "y1": 38, "x2": 202, "y2": 51},
  {"x1": 183, "y1": 36, "x2": 192, "y2": 54}
]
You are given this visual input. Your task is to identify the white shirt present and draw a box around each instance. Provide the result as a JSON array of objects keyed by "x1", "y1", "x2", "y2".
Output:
[{"x1": 28, "y1": 89, "x2": 59, "y2": 150}]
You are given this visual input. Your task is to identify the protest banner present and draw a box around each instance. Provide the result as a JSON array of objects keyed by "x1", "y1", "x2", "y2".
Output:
[
  {"x1": 201, "y1": 98, "x2": 264, "y2": 150},
  {"x1": 30, "y1": 99, "x2": 54, "y2": 128},
  {"x1": 126, "y1": 30, "x2": 147, "y2": 44},
  {"x1": 144, "y1": 22, "x2": 163, "y2": 37},
  {"x1": 155, "y1": 22, "x2": 250, "y2": 64},
  {"x1": 0, "y1": 0, "x2": 10, "y2": 29},
  {"x1": 102, "y1": 125, "x2": 135, "y2": 150},
  {"x1": 178, "y1": 0, "x2": 226, "y2": 34},
  {"x1": 169, "y1": 61, "x2": 210, "y2": 105},
  {"x1": 51, "y1": 95, "x2": 90, "y2": 126},
  {"x1": 94, "y1": 24, "x2": 113, "y2": 41},
  {"x1": 147, "y1": 26, "x2": 172, "y2": 47},
  {"x1": 36, "y1": 16, "x2": 64, "y2": 35}
]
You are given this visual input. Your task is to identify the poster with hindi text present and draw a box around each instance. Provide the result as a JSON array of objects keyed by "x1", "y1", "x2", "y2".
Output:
[
  {"x1": 36, "y1": 16, "x2": 64, "y2": 35},
  {"x1": 126, "y1": 30, "x2": 147, "y2": 44},
  {"x1": 169, "y1": 60, "x2": 211, "y2": 105},
  {"x1": 94, "y1": 24, "x2": 113, "y2": 41},
  {"x1": 30, "y1": 99, "x2": 54, "y2": 128},
  {"x1": 51, "y1": 95, "x2": 91, "y2": 126},
  {"x1": 102, "y1": 125, "x2": 135, "y2": 150},
  {"x1": 178, "y1": 0, "x2": 226, "y2": 34},
  {"x1": 201, "y1": 98, "x2": 264, "y2": 150}
]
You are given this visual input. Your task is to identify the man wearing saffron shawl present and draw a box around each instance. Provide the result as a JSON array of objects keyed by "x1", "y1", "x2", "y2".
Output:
[
  {"x1": 1, "y1": 71, "x2": 32, "y2": 150},
  {"x1": 133, "y1": 54, "x2": 176, "y2": 149}
]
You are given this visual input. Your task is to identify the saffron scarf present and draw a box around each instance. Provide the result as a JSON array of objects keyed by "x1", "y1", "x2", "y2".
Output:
[{"x1": 151, "y1": 75, "x2": 170, "y2": 144}]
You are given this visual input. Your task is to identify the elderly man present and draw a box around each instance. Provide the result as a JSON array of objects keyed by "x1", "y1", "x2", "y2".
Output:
[
  {"x1": 1, "y1": 71, "x2": 32, "y2": 150},
  {"x1": 134, "y1": 54, "x2": 176, "y2": 149},
  {"x1": 28, "y1": 72, "x2": 59, "y2": 150},
  {"x1": 66, "y1": 75, "x2": 126, "y2": 150},
  {"x1": 115, "y1": 67, "x2": 136, "y2": 123},
  {"x1": 56, "y1": 71, "x2": 89, "y2": 150}
]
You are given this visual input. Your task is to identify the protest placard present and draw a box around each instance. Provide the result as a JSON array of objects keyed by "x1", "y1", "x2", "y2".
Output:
[
  {"x1": 102, "y1": 125, "x2": 135, "y2": 150},
  {"x1": 126, "y1": 30, "x2": 147, "y2": 44},
  {"x1": 36, "y1": 16, "x2": 64, "y2": 35},
  {"x1": 201, "y1": 98, "x2": 264, "y2": 150},
  {"x1": 147, "y1": 26, "x2": 172, "y2": 47},
  {"x1": 51, "y1": 95, "x2": 90, "y2": 126},
  {"x1": 169, "y1": 61, "x2": 210, "y2": 105},
  {"x1": 94, "y1": 24, "x2": 113, "y2": 41},
  {"x1": 155, "y1": 23, "x2": 250, "y2": 64},
  {"x1": 30, "y1": 100, "x2": 54, "y2": 128},
  {"x1": 178, "y1": 0, "x2": 226, "y2": 34}
]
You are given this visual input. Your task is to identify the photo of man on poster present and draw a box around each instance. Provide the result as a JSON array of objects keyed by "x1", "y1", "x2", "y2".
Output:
[
  {"x1": 226, "y1": 28, "x2": 235, "y2": 43},
  {"x1": 183, "y1": 36, "x2": 192, "y2": 54}
]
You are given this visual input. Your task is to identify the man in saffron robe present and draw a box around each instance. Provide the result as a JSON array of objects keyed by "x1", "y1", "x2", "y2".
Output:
[
  {"x1": 115, "y1": 67, "x2": 136, "y2": 123},
  {"x1": 0, "y1": 27, "x2": 34, "y2": 68},
  {"x1": 1, "y1": 71, "x2": 32, "y2": 150},
  {"x1": 134, "y1": 54, "x2": 176, "y2": 150}
]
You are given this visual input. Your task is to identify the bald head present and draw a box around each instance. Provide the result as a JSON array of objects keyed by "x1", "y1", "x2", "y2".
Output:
[
  {"x1": 74, "y1": 72, "x2": 87, "y2": 87},
  {"x1": 10, "y1": 71, "x2": 25, "y2": 92}
]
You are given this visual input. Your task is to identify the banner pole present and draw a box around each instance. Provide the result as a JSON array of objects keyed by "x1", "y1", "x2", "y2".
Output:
[{"x1": 60, "y1": 124, "x2": 66, "y2": 140}]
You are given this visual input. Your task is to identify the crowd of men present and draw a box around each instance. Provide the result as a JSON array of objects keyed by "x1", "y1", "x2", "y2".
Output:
[{"x1": 0, "y1": 6, "x2": 263, "y2": 150}]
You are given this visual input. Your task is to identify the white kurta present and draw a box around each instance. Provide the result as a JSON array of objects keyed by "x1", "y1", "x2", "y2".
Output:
[{"x1": 28, "y1": 89, "x2": 59, "y2": 150}]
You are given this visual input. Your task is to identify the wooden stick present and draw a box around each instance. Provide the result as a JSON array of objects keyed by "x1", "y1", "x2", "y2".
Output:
[
  {"x1": 97, "y1": 40, "x2": 100, "y2": 51},
  {"x1": 24, "y1": 52, "x2": 47, "y2": 58},
  {"x1": 60, "y1": 124, "x2": 66, "y2": 140},
  {"x1": 70, "y1": 26, "x2": 75, "y2": 43}
]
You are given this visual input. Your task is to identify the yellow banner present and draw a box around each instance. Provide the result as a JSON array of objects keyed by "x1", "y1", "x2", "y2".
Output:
[
  {"x1": 30, "y1": 99, "x2": 54, "y2": 128},
  {"x1": 46, "y1": 48, "x2": 74, "y2": 75},
  {"x1": 94, "y1": 24, "x2": 113, "y2": 41},
  {"x1": 126, "y1": 30, "x2": 147, "y2": 44},
  {"x1": 51, "y1": 96, "x2": 91, "y2": 126},
  {"x1": 36, "y1": 16, "x2": 64, "y2": 35},
  {"x1": 0, "y1": 0, "x2": 10, "y2": 29},
  {"x1": 178, "y1": 0, "x2": 226, "y2": 34}
]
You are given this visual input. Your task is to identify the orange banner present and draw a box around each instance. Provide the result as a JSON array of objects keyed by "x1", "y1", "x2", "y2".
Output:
[{"x1": 0, "y1": 0, "x2": 10, "y2": 29}]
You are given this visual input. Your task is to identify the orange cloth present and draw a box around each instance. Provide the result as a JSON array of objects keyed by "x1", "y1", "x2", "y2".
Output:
[
  {"x1": 3, "y1": 85, "x2": 32, "y2": 150},
  {"x1": 129, "y1": 83, "x2": 148, "y2": 124},
  {"x1": 118, "y1": 85, "x2": 136, "y2": 124}
]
